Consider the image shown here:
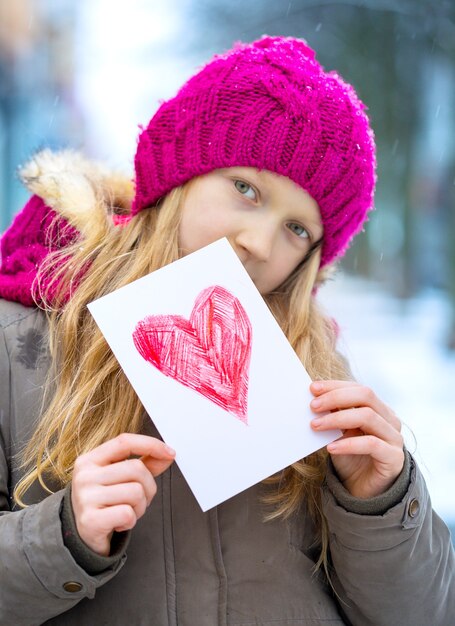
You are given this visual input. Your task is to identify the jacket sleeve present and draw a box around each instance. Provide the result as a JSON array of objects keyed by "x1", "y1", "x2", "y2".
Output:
[
  {"x1": 322, "y1": 455, "x2": 455, "y2": 626},
  {"x1": 0, "y1": 321, "x2": 126, "y2": 626}
]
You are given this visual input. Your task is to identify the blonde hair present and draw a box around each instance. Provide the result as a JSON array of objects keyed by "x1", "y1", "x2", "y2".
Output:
[{"x1": 14, "y1": 177, "x2": 350, "y2": 578}]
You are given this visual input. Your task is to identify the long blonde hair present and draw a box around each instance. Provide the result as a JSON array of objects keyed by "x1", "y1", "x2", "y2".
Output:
[{"x1": 14, "y1": 176, "x2": 350, "y2": 576}]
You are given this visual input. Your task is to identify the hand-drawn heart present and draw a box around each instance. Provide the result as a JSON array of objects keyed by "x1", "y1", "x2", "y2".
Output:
[{"x1": 132, "y1": 285, "x2": 252, "y2": 423}]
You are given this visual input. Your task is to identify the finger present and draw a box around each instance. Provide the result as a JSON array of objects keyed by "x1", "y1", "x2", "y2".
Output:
[
  {"x1": 80, "y1": 434, "x2": 176, "y2": 467},
  {"x1": 311, "y1": 380, "x2": 358, "y2": 395},
  {"x1": 141, "y1": 454, "x2": 176, "y2": 477},
  {"x1": 72, "y1": 502, "x2": 139, "y2": 555},
  {"x1": 310, "y1": 382, "x2": 400, "y2": 431},
  {"x1": 88, "y1": 458, "x2": 158, "y2": 492},
  {"x1": 311, "y1": 407, "x2": 404, "y2": 447},
  {"x1": 311, "y1": 381, "x2": 387, "y2": 413},
  {"x1": 93, "y1": 504, "x2": 138, "y2": 534},
  {"x1": 93, "y1": 481, "x2": 156, "y2": 515},
  {"x1": 327, "y1": 434, "x2": 405, "y2": 469},
  {"x1": 83, "y1": 460, "x2": 158, "y2": 504}
]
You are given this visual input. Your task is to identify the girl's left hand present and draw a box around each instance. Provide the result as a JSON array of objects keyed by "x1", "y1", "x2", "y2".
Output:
[{"x1": 310, "y1": 380, "x2": 405, "y2": 499}]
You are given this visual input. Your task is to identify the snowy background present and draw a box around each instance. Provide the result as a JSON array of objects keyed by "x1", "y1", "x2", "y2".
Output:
[{"x1": 1, "y1": 1, "x2": 454, "y2": 535}]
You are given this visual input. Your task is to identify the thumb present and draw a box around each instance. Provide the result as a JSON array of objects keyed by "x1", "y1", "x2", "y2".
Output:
[{"x1": 141, "y1": 447, "x2": 176, "y2": 477}]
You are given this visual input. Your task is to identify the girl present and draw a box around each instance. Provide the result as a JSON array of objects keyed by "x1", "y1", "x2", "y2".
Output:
[{"x1": 0, "y1": 36, "x2": 453, "y2": 625}]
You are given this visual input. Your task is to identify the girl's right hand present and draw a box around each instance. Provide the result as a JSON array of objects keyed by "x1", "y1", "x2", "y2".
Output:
[{"x1": 71, "y1": 433, "x2": 176, "y2": 556}]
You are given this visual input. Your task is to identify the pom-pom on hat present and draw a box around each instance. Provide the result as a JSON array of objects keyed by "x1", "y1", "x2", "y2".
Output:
[{"x1": 132, "y1": 35, "x2": 376, "y2": 266}]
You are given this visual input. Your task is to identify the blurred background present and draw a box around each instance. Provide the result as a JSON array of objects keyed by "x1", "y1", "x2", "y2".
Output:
[{"x1": 1, "y1": 0, "x2": 454, "y2": 535}]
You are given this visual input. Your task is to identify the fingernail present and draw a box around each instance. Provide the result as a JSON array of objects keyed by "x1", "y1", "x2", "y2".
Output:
[
  {"x1": 311, "y1": 398, "x2": 322, "y2": 408},
  {"x1": 327, "y1": 442, "x2": 338, "y2": 451},
  {"x1": 312, "y1": 417, "x2": 323, "y2": 426},
  {"x1": 312, "y1": 382, "x2": 324, "y2": 392},
  {"x1": 165, "y1": 444, "x2": 176, "y2": 455}
]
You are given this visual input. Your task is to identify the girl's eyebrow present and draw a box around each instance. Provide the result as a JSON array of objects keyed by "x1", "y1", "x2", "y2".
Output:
[
  {"x1": 226, "y1": 169, "x2": 279, "y2": 197},
  {"x1": 302, "y1": 213, "x2": 323, "y2": 228},
  {"x1": 220, "y1": 167, "x2": 258, "y2": 179},
  {"x1": 220, "y1": 168, "x2": 267, "y2": 195},
  {"x1": 220, "y1": 166, "x2": 265, "y2": 180}
]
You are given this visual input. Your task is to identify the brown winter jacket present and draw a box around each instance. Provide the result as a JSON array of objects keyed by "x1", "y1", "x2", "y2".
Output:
[{"x1": 0, "y1": 153, "x2": 454, "y2": 625}]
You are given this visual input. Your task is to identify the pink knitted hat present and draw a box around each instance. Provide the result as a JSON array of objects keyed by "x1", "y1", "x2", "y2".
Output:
[{"x1": 132, "y1": 35, "x2": 376, "y2": 266}]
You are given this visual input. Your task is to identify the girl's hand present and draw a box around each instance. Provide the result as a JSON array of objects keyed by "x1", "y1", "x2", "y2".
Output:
[
  {"x1": 310, "y1": 380, "x2": 404, "y2": 499},
  {"x1": 71, "y1": 433, "x2": 176, "y2": 556}
]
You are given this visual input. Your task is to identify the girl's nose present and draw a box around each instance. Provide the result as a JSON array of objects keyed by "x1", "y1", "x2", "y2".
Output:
[{"x1": 233, "y1": 223, "x2": 276, "y2": 263}]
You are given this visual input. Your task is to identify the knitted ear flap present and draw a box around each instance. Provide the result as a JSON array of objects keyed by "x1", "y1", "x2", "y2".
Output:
[{"x1": 132, "y1": 35, "x2": 376, "y2": 267}]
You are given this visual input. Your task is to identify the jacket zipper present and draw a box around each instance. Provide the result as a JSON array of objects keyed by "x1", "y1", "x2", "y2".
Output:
[
  {"x1": 208, "y1": 507, "x2": 228, "y2": 626},
  {"x1": 162, "y1": 464, "x2": 178, "y2": 626}
]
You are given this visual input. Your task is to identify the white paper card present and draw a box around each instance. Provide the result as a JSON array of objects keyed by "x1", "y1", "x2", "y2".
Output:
[{"x1": 88, "y1": 238, "x2": 340, "y2": 511}]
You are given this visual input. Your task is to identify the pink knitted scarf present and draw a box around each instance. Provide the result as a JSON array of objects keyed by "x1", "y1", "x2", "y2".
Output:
[{"x1": 0, "y1": 195, "x2": 78, "y2": 307}]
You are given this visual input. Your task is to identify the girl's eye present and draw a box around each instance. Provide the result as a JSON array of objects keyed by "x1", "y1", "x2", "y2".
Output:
[
  {"x1": 234, "y1": 179, "x2": 257, "y2": 200},
  {"x1": 287, "y1": 222, "x2": 310, "y2": 239}
]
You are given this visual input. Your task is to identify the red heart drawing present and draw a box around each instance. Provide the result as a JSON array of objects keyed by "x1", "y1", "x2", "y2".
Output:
[{"x1": 132, "y1": 285, "x2": 252, "y2": 423}]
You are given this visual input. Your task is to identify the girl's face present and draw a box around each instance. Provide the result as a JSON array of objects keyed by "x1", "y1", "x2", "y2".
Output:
[{"x1": 178, "y1": 167, "x2": 323, "y2": 295}]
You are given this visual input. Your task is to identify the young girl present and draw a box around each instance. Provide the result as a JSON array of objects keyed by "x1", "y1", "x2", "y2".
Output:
[{"x1": 0, "y1": 36, "x2": 453, "y2": 626}]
